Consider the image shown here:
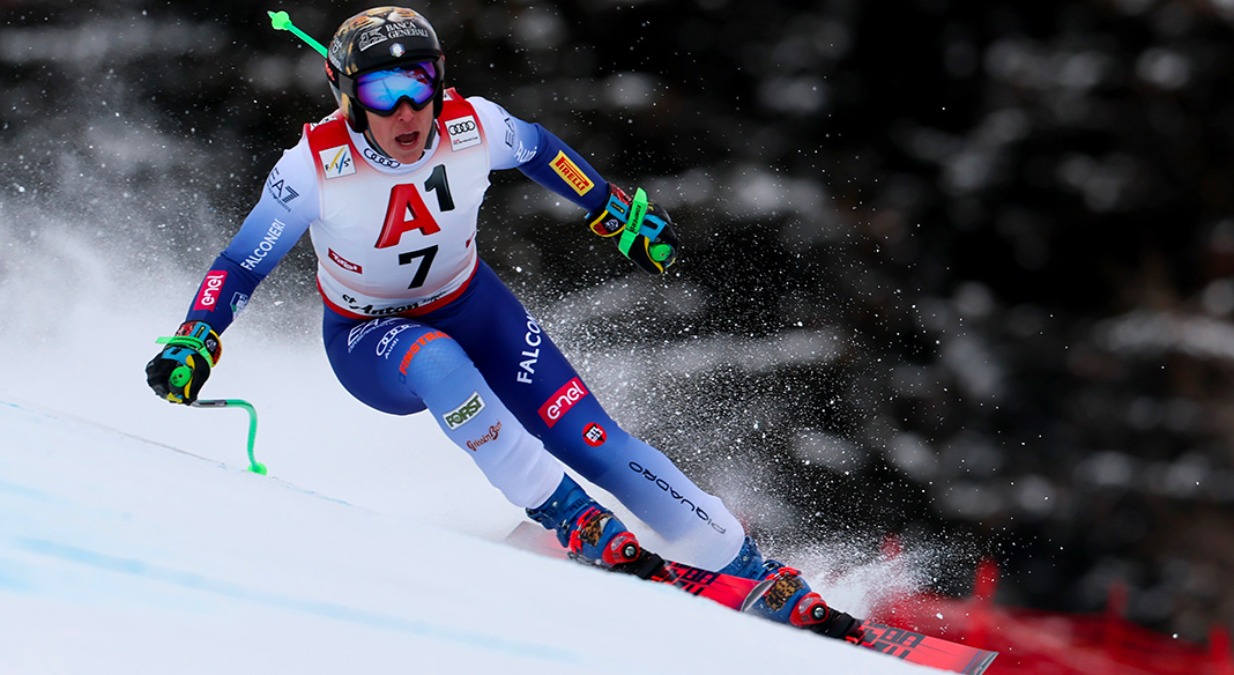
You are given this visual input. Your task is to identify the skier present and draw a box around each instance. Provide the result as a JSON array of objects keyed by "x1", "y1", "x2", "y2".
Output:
[{"x1": 145, "y1": 6, "x2": 862, "y2": 641}]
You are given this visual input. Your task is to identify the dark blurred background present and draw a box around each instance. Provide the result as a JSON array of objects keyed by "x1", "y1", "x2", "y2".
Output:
[{"x1": 5, "y1": 0, "x2": 1234, "y2": 643}]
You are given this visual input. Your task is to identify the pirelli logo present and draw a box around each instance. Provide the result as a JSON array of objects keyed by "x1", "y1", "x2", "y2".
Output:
[{"x1": 550, "y1": 151, "x2": 594, "y2": 196}]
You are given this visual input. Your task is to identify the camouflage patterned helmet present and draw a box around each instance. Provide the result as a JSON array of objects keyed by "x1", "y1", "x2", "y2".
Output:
[{"x1": 325, "y1": 7, "x2": 446, "y2": 133}]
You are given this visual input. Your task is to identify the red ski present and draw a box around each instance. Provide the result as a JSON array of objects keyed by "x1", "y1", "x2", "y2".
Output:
[
  {"x1": 506, "y1": 521, "x2": 775, "y2": 613},
  {"x1": 506, "y1": 522, "x2": 998, "y2": 674},
  {"x1": 857, "y1": 622, "x2": 997, "y2": 674}
]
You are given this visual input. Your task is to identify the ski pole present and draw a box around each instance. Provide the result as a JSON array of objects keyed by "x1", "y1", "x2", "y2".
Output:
[
  {"x1": 190, "y1": 398, "x2": 268, "y2": 475},
  {"x1": 267, "y1": 10, "x2": 328, "y2": 57}
]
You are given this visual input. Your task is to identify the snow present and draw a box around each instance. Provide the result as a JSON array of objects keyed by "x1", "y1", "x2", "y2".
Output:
[{"x1": 0, "y1": 234, "x2": 936, "y2": 674}]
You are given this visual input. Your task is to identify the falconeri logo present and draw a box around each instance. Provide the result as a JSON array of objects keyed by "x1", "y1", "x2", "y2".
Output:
[{"x1": 443, "y1": 392, "x2": 485, "y2": 430}]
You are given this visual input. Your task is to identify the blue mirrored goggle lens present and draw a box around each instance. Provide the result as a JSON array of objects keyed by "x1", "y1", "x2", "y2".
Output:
[{"x1": 355, "y1": 62, "x2": 438, "y2": 112}]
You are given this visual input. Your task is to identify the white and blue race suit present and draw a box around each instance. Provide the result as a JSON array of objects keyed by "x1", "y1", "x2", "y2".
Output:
[{"x1": 179, "y1": 89, "x2": 744, "y2": 570}]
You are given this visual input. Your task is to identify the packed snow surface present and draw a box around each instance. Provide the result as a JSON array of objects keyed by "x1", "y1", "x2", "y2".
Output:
[
  {"x1": 0, "y1": 399, "x2": 939, "y2": 674},
  {"x1": 0, "y1": 242, "x2": 938, "y2": 674}
]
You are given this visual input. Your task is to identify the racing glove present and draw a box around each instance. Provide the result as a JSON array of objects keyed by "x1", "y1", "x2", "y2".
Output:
[
  {"x1": 145, "y1": 320, "x2": 222, "y2": 405},
  {"x1": 585, "y1": 184, "x2": 680, "y2": 274}
]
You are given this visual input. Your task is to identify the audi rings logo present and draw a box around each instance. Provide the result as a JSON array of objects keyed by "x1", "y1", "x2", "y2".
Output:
[
  {"x1": 363, "y1": 147, "x2": 401, "y2": 169},
  {"x1": 445, "y1": 115, "x2": 481, "y2": 151}
]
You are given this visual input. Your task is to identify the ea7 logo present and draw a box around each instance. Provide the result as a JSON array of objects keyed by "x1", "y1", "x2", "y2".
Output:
[
  {"x1": 265, "y1": 167, "x2": 301, "y2": 208},
  {"x1": 318, "y1": 145, "x2": 356, "y2": 178}
]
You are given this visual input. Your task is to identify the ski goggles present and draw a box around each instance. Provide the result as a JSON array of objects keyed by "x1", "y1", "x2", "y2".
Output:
[{"x1": 348, "y1": 61, "x2": 440, "y2": 114}]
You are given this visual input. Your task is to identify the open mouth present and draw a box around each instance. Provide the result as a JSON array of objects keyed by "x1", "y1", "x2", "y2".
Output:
[{"x1": 395, "y1": 131, "x2": 419, "y2": 148}]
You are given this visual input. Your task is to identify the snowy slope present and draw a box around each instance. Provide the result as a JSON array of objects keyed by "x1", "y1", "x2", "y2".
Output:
[
  {"x1": 0, "y1": 225, "x2": 942, "y2": 673},
  {"x1": 0, "y1": 400, "x2": 940, "y2": 675}
]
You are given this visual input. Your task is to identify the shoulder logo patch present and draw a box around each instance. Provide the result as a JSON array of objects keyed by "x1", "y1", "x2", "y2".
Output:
[
  {"x1": 444, "y1": 115, "x2": 481, "y2": 151},
  {"x1": 319, "y1": 145, "x2": 356, "y2": 178}
]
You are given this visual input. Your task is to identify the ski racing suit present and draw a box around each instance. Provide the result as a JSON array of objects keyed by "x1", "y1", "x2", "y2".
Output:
[{"x1": 178, "y1": 89, "x2": 746, "y2": 570}]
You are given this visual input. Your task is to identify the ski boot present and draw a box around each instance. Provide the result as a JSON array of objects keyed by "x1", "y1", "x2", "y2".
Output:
[
  {"x1": 527, "y1": 474, "x2": 668, "y2": 580},
  {"x1": 721, "y1": 536, "x2": 865, "y2": 641}
]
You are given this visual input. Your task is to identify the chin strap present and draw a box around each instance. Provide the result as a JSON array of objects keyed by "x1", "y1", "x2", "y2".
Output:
[{"x1": 362, "y1": 128, "x2": 389, "y2": 158}]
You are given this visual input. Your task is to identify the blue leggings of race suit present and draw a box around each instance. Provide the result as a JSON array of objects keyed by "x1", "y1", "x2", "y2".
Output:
[{"x1": 322, "y1": 261, "x2": 743, "y2": 569}]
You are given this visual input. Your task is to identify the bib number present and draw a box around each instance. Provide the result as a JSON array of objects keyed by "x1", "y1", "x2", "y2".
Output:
[{"x1": 375, "y1": 165, "x2": 455, "y2": 289}]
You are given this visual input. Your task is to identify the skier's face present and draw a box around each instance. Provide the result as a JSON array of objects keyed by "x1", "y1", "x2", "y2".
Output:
[{"x1": 365, "y1": 99, "x2": 434, "y2": 164}]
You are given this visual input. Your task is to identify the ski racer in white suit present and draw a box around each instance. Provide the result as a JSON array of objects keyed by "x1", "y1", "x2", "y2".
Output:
[{"x1": 144, "y1": 6, "x2": 862, "y2": 641}]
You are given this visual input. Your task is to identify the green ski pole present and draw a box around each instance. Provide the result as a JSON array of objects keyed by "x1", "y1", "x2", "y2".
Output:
[
  {"x1": 267, "y1": 10, "x2": 328, "y2": 57},
  {"x1": 190, "y1": 398, "x2": 267, "y2": 475}
]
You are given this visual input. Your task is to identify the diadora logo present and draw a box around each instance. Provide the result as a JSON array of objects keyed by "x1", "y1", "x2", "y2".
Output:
[
  {"x1": 193, "y1": 270, "x2": 227, "y2": 311},
  {"x1": 443, "y1": 393, "x2": 485, "y2": 430},
  {"x1": 538, "y1": 377, "x2": 589, "y2": 428},
  {"x1": 319, "y1": 145, "x2": 356, "y2": 178},
  {"x1": 550, "y1": 151, "x2": 593, "y2": 196},
  {"x1": 444, "y1": 115, "x2": 481, "y2": 151}
]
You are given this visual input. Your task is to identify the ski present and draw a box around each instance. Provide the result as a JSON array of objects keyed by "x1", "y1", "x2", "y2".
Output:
[
  {"x1": 506, "y1": 521, "x2": 773, "y2": 612},
  {"x1": 856, "y1": 622, "x2": 997, "y2": 674},
  {"x1": 506, "y1": 522, "x2": 998, "y2": 674}
]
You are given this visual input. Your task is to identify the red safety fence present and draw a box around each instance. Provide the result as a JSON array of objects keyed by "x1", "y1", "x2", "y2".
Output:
[{"x1": 873, "y1": 557, "x2": 1234, "y2": 674}]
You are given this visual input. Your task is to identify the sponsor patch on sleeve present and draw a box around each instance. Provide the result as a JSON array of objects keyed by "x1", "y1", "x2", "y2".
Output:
[
  {"x1": 550, "y1": 151, "x2": 594, "y2": 197},
  {"x1": 193, "y1": 270, "x2": 228, "y2": 311}
]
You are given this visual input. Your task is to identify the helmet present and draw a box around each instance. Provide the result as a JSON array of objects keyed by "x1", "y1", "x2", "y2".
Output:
[{"x1": 325, "y1": 7, "x2": 446, "y2": 134}]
